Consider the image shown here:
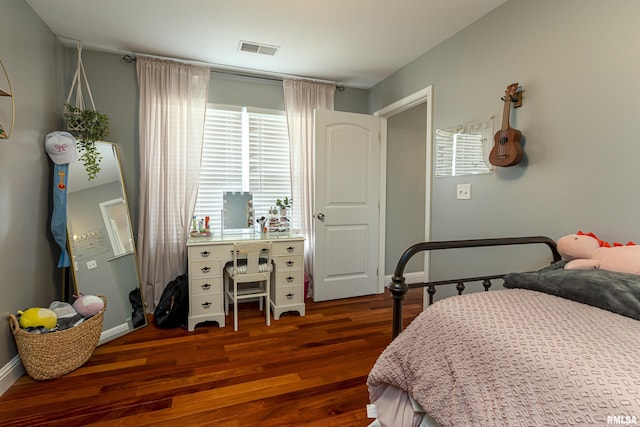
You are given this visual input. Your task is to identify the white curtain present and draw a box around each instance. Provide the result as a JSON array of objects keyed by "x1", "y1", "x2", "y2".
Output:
[
  {"x1": 136, "y1": 56, "x2": 210, "y2": 312},
  {"x1": 283, "y1": 79, "x2": 335, "y2": 297}
]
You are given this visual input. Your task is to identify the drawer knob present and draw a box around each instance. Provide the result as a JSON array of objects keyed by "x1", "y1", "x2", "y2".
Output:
[
  {"x1": 286, "y1": 246, "x2": 295, "y2": 253},
  {"x1": 201, "y1": 283, "x2": 211, "y2": 290},
  {"x1": 201, "y1": 266, "x2": 211, "y2": 273},
  {"x1": 286, "y1": 261, "x2": 295, "y2": 267},
  {"x1": 201, "y1": 301, "x2": 212, "y2": 309},
  {"x1": 286, "y1": 293, "x2": 295, "y2": 300},
  {"x1": 200, "y1": 250, "x2": 211, "y2": 257},
  {"x1": 286, "y1": 276, "x2": 294, "y2": 283}
]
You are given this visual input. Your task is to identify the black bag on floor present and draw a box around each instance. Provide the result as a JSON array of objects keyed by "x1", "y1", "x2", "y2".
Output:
[
  {"x1": 154, "y1": 274, "x2": 188, "y2": 329},
  {"x1": 129, "y1": 288, "x2": 146, "y2": 328}
]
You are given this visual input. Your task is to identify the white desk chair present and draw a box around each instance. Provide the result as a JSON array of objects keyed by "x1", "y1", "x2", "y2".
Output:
[{"x1": 224, "y1": 241, "x2": 273, "y2": 331}]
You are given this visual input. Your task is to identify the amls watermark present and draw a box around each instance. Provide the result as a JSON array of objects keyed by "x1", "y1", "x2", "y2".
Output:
[{"x1": 607, "y1": 415, "x2": 638, "y2": 425}]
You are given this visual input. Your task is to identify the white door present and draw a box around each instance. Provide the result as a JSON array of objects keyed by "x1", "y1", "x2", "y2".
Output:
[{"x1": 313, "y1": 110, "x2": 381, "y2": 301}]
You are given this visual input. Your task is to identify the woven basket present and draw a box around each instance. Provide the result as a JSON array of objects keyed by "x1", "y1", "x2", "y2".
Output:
[
  {"x1": 9, "y1": 296, "x2": 106, "y2": 381},
  {"x1": 63, "y1": 109, "x2": 86, "y2": 135}
]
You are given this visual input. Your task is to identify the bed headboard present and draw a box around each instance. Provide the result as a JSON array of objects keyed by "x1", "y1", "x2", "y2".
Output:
[{"x1": 388, "y1": 236, "x2": 561, "y2": 338}]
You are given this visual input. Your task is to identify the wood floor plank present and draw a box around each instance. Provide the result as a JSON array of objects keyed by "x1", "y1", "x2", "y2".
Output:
[{"x1": 0, "y1": 288, "x2": 423, "y2": 426}]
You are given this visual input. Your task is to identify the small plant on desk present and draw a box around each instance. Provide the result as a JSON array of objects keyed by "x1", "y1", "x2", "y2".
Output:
[{"x1": 276, "y1": 197, "x2": 292, "y2": 216}]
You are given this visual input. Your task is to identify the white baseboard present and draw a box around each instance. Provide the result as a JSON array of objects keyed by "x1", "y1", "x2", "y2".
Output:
[
  {"x1": 0, "y1": 355, "x2": 24, "y2": 397},
  {"x1": 98, "y1": 322, "x2": 131, "y2": 346},
  {"x1": 384, "y1": 271, "x2": 425, "y2": 286}
]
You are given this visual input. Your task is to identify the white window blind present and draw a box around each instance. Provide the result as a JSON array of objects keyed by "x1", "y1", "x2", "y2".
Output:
[
  {"x1": 194, "y1": 105, "x2": 291, "y2": 231},
  {"x1": 248, "y1": 111, "x2": 291, "y2": 215}
]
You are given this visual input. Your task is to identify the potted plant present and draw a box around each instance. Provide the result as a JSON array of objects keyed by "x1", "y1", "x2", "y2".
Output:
[
  {"x1": 276, "y1": 196, "x2": 292, "y2": 217},
  {"x1": 64, "y1": 103, "x2": 110, "y2": 180}
]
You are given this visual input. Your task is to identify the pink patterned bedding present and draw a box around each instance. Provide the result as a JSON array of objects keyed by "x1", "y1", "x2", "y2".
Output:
[{"x1": 367, "y1": 289, "x2": 640, "y2": 426}]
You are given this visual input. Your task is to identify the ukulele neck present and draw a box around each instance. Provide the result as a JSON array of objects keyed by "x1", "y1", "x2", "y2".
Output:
[{"x1": 501, "y1": 95, "x2": 511, "y2": 131}]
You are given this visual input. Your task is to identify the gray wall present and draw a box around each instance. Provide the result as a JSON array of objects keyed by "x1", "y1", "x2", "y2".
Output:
[
  {"x1": 385, "y1": 103, "x2": 427, "y2": 274},
  {"x1": 209, "y1": 72, "x2": 368, "y2": 114},
  {"x1": 0, "y1": 0, "x2": 63, "y2": 370},
  {"x1": 371, "y1": 0, "x2": 640, "y2": 283}
]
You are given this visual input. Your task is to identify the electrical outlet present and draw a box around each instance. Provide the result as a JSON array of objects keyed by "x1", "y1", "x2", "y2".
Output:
[
  {"x1": 87, "y1": 259, "x2": 97, "y2": 270},
  {"x1": 456, "y1": 184, "x2": 471, "y2": 200}
]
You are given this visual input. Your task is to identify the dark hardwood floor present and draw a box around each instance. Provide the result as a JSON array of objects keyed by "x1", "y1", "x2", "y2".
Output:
[{"x1": 0, "y1": 288, "x2": 423, "y2": 426}]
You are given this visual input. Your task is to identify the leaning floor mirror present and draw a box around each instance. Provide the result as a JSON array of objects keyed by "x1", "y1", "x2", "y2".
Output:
[{"x1": 66, "y1": 141, "x2": 147, "y2": 343}]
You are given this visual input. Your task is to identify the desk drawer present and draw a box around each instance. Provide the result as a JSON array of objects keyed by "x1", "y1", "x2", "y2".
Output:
[
  {"x1": 190, "y1": 294, "x2": 222, "y2": 315},
  {"x1": 276, "y1": 255, "x2": 303, "y2": 272},
  {"x1": 272, "y1": 240, "x2": 304, "y2": 256},
  {"x1": 191, "y1": 277, "x2": 222, "y2": 295},
  {"x1": 190, "y1": 260, "x2": 221, "y2": 278},
  {"x1": 272, "y1": 285, "x2": 304, "y2": 305},
  {"x1": 188, "y1": 245, "x2": 233, "y2": 260},
  {"x1": 275, "y1": 270, "x2": 303, "y2": 288}
]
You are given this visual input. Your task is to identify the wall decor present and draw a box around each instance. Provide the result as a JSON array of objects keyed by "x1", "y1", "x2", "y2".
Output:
[
  {"x1": 435, "y1": 117, "x2": 494, "y2": 177},
  {"x1": 489, "y1": 83, "x2": 524, "y2": 167},
  {"x1": 0, "y1": 59, "x2": 15, "y2": 139}
]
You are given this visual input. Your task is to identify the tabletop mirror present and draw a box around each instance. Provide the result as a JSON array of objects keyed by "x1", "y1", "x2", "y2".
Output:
[
  {"x1": 222, "y1": 191, "x2": 255, "y2": 234},
  {"x1": 66, "y1": 141, "x2": 147, "y2": 343}
]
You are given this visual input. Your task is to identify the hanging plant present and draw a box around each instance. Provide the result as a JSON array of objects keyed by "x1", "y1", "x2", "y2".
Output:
[
  {"x1": 64, "y1": 103, "x2": 109, "y2": 180},
  {"x1": 63, "y1": 42, "x2": 110, "y2": 180}
]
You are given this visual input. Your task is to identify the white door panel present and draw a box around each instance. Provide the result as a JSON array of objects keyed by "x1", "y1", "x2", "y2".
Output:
[
  {"x1": 324, "y1": 225, "x2": 368, "y2": 276},
  {"x1": 314, "y1": 110, "x2": 381, "y2": 301}
]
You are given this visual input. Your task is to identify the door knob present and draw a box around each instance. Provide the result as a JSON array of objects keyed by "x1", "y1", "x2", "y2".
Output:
[{"x1": 316, "y1": 212, "x2": 325, "y2": 220}]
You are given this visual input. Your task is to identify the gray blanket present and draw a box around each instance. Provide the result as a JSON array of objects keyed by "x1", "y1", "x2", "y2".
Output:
[{"x1": 503, "y1": 260, "x2": 640, "y2": 320}]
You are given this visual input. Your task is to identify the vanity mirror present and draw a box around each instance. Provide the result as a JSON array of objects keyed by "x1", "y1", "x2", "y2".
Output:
[
  {"x1": 67, "y1": 141, "x2": 147, "y2": 342},
  {"x1": 222, "y1": 191, "x2": 255, "y2": 233}
]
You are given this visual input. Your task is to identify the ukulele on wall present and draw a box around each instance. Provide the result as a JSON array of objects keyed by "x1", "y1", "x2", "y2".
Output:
[{"x1": 489, "y1": 83, "x2": 524, "y2": 167}]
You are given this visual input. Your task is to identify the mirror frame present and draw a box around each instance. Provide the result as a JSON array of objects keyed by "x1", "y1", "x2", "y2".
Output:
[{"x1": 66, "y1": 141, "x2": 147, "y2": 343}]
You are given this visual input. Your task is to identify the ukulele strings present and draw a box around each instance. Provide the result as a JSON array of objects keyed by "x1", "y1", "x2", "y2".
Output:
[{"x1": 499, "y1": 92, "x2": 512, "y2": 159}]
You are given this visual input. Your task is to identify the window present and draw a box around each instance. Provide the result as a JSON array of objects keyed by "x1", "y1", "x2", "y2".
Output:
[
  {"x1": 194, "y1": 105, "x2": 291, "y2": 231},
  {"x1": 435, "y1": 118, "x2": 493, "y2": 177}
]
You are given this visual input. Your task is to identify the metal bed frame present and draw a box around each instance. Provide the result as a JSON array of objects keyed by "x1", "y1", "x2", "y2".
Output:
[{"x1": 387, "y1": 236, "x2": 561, "y2": 338}]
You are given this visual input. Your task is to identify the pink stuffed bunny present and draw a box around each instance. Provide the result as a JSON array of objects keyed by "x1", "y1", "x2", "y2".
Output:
[{"x1": 557, "y1": 231, "x2": 640, "y2": 275}]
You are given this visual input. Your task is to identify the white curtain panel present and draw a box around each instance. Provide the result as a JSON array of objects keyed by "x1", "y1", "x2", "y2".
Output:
[
  {"x1": 282, "y1": 79, "x2": 335, "y2": 296},
  {"x1": 136, "y1": 56, "x2": 210, "y2": 312}
]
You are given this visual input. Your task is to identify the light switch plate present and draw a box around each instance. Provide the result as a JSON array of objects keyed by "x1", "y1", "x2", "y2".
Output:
[{"x1": 456, "y1": 183, "x2": 471, "y2": 200}]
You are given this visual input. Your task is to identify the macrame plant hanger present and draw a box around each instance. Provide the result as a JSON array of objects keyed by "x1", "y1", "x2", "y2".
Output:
[
  {"x1": 64, "y1": 42, "x2": 97, "y2": 133},
  {"x1": 62, "y1": 41, "x2": 110, "y2": 181}
]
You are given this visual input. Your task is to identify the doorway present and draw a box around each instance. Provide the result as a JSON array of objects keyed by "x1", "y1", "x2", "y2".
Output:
[{"x1": 376, "y1": 86, "x2": 433, "y2": 286}]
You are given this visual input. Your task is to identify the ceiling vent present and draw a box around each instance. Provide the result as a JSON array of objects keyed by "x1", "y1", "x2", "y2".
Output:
[{"x1": 239, "y1": 41, "x2": 279, "y2": 56}]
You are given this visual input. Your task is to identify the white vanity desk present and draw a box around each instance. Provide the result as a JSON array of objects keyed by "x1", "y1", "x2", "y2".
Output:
[{"x1": 186, "y1": 232, "x2": 306, "y2": 331}]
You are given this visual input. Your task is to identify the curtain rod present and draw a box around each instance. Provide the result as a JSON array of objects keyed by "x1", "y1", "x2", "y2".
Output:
[{"x1": 122, "y1": 54, "x2": 345, "y2": 91}]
